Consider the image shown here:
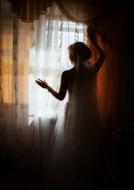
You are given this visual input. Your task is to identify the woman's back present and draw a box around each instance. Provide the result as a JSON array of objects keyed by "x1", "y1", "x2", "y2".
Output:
[
  {"x1": 36, "y1": 33, "x2": 106, "y2": 189},
  {"x1": 45, "y1": 65, "x2": 103, "y2": 190},
  {"x1": 64, "y1": 65, "x2": 97, "y2": 101},
  {"x1": 63, "y1": 65, "x2": 100, "y2": 148}
]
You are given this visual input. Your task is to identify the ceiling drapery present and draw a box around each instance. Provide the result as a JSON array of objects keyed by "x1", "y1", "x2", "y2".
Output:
[
  {"x1": 8, "y1": 0, "x2": 53, "y2": 22},
  {"x1": 8, "y1": 0, "x2": 119, "y2": 23},
  {"x1": 7, "y1": 0, "x2": 127, "y2": 46}
]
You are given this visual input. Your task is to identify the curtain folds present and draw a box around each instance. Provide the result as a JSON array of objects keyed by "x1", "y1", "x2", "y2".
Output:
[
  {"x1": 8, "y1": 0, "x2": 94, "y2": 22},
  {"x1": 0, "y1": 0, "x2": 87, "y2": 168},
  {"x1": 54, "y1": 0, "x2": 93, "y2": 23},
  {"x1": 8, "y1": 0, "x2": 53, "y2": 22},
  {"x1": 8, "y1": 0, "x2": 117, "y2": 23},
  {"x1": 8, "y1": 0, "x2": 92, "y2": 22}
]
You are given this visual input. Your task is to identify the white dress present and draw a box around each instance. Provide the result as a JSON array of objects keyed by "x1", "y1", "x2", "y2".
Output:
[{"x1": 45, "y1": 65, "x2": 105, "y2": 189}]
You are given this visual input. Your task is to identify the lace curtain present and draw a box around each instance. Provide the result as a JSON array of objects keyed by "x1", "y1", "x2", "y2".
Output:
[
  {"x1": 0, "y1": 0, "x2": 87, "y2": 166},
  {"x1": 29, "y1": 3, "x2": 87, "y2": 126}
]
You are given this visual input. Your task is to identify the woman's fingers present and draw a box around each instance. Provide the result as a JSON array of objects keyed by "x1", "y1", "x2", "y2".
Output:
[
  {"x1": 36, "y1": 79, "x2": 47, "y2": 84},
  {"x1": 35, "y1": 80, "x2": 42, "y2": 84},
  {"x1": 36, "y1": 79, "x2": 44, "y2": 83},
  {"x1": 35, "y1": 79, "x2": 47, "y2": 88}
]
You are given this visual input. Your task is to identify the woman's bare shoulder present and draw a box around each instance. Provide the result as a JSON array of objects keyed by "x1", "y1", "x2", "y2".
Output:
[
  {"x1": 63, "y1": 68, "x2": 75, "y2": 75},
  {"x1": 62, "y1": 68, "x2": 75, "y2": 81}
]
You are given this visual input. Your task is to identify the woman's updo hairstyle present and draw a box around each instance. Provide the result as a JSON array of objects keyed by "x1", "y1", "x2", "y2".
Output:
[{"x1": 68, "y1": 42, "x2": 92, "y2": 63}]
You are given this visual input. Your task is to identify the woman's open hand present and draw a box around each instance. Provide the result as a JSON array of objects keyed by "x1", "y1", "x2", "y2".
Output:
[{"x1": 35, "y1": 79, "x2": 48, "y2": 89}]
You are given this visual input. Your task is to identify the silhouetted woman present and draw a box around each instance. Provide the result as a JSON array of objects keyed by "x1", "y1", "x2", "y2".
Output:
[
  {"x1": 36, "y1": 27, "x2": 105, "y2": 189},
  {"x1": 35, "y1": 30, "x2": 105, "y2": 102}
]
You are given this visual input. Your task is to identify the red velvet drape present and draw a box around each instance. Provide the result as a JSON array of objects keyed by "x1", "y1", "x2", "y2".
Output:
[{"x1": 87, "y1": 7, "x2": 134, "y2": 133}]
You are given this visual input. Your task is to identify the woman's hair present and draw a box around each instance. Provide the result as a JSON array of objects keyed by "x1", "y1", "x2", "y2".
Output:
[{"x1": 68, "y1": 42, "x2": 92, "y2": 63}]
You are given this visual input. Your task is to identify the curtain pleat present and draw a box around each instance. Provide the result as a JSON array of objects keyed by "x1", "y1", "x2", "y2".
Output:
[
  {"x1": 8, "y1": 0, "x2": 120, "y2": 23},
  {"x1": 0, "y1": 0, "x2": 87, "y2": 168},
  {"x1": 8, "y1": 0, "x2": 53, "y2": 22}
]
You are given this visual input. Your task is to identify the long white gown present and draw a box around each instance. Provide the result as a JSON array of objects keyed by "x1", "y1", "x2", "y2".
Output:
[{"x1": 45, "y1": 65, "x2": 105, "y2": 189}]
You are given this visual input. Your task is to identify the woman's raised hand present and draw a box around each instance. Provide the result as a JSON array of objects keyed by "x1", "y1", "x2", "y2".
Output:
[
  {"x1": 88, "y1": 23, "x2": 97, "y2": 42},
  {"x1": 35, "y1": 79, "x2": 48, "y2": 89}
]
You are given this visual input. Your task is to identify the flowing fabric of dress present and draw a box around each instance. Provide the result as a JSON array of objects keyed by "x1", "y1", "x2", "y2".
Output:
[{"x1": 45, "y1": 62, "x2": 104, "y2": 190}]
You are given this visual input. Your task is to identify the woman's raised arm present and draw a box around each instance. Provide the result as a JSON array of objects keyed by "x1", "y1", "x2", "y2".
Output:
[{"x1": 88, "y1": 25, "x2": 105, "y2": 72}]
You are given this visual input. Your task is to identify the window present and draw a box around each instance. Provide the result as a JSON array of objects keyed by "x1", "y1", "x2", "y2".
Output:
[{"x1": 28, "y1": 17, "x2": 87, "y2": 124}]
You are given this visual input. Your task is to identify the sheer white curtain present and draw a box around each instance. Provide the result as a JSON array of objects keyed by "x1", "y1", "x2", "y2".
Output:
[
  {"x1": 29, "y1": 3, "x2": 87, "y2": 133},
  {"x1": 0, "y1": 0, "x2": 87, "y2": 166}
]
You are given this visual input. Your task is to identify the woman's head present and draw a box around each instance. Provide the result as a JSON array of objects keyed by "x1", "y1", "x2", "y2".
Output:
[{"x1": 68, "y1": 42, "x2": 92, "y2": 65}]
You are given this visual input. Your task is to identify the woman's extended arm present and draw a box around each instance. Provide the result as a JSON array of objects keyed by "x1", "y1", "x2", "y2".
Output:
[{"x1": 35, "y1": 72, "x2": 67, "y2": 101}]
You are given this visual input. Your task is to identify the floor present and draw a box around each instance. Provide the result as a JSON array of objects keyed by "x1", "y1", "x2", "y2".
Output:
[
  {"x1": 0, "y1": 156, "x2": 119, "y2": 190},
  {"x1": 0, "y1": 145, "x2": 133, "y2": 190}
]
